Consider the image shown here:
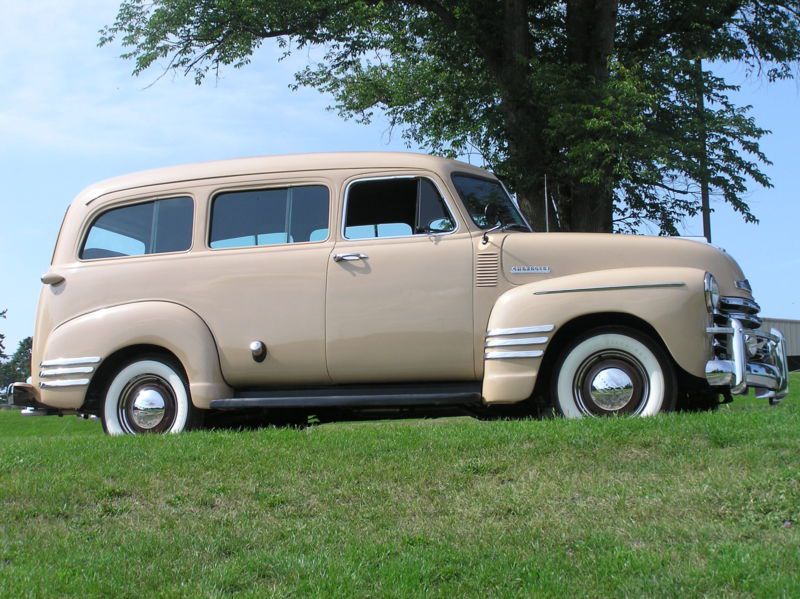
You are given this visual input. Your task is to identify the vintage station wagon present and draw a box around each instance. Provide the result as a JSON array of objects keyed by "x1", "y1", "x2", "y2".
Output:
[{"x1": 9, "y1": 153, "x2": 789, "y2": 434}]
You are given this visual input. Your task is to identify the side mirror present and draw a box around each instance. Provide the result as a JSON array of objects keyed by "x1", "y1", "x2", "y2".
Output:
[
  {"x1": 425, "y1": 218, "x2": 454, "y2": 233},
  {"x1": 484, "y1": 203, "x2": 499, "y2": 227},
  {"x1": 481, "y1": 203, "x2": 504, "y2": 244}
]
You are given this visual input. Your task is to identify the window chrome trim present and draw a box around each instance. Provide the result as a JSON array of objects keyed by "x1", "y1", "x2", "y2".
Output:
[
  {"x1": 450, "y1": 171, "x2": 531, "y2": 232},
  {"x1": 533, "y1": 283, "x2": 686, "y2": 295},
  {"x1": 485, "y1": 337, "x2": 548, "y2": 347},
  {"x1": 77, "y1": 195, "x2": 196, "y2": 262},
  {"x1": 340, "y1": 174, "x2": 460, "y2": 241},
  {"x1": 40, "y1": 356, "x2": 102, "y2": 367},
  {"x1": 498, "y1": 179, "x2": 533, "y2": 231},
  {"x1": 486, "y1": 325, "x2": 555, "y2": 337},
  {"x1": 484, "y1": 350, "x2": 544, "y2": 360},
  {"x1": 207, "y1": 183, "x2": 333, "y2": 251}
]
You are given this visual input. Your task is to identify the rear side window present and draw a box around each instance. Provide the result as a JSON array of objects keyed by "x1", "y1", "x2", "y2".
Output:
[
  {"x1": 80, "y1": 196, "x2": 193, "y2": 260},
  {"x1": 209, "y1": 185, "x2": 329, "y2": 249},
  {"x1": 344, "y1": 177, "x2": 455, "y2": 239}
]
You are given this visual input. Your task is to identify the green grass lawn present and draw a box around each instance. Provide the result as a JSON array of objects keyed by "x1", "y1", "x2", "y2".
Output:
[{"x1": 1, "y1": 378, "x2": 799, "y2": 598}]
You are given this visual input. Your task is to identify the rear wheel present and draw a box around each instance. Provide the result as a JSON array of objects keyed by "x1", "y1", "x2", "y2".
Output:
[
  {"x1": 550, "y1": 328, "x2": 676, "y2": 418},
  {"x1": 102, "y1": 356, "x2": 201, "y2": 435}
]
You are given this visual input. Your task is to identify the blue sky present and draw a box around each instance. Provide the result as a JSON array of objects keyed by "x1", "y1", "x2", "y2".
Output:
[{"x1": 1, "y1": 0, "x2": 799, "y2": 353}]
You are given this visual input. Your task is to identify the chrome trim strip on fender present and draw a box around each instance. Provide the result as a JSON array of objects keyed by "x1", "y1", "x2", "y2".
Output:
[
  {"x1": 485, "y1": 337, "x2": 548, "y2": 347},
  {"x1": 533, "y1": 283, "x2": 686, "y2": 295},
  {"x1": 487, "y1": 325, "x2": 554, "y2": 336},
  {"x1": 39, "y1": 366, "x2": 95, "y2": 377},
  {"x1": 484, "y1": 350, "x2": 544, "y2": 360},
  {"x1": 39, "y1": 379, "x2": 91, "y2": 389},
  {"x1": 40, "y1": 356, "x2": 101, "y2": 367}
]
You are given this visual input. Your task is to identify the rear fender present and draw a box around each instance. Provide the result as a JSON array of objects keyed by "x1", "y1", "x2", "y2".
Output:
[{"x1": 36, "y1": 301, "x2": 231, "y2": 410}]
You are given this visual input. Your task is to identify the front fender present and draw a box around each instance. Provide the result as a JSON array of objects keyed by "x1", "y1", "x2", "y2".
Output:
[
  {"x1": 482, "y1": 267, "x2": 709, "y2": 403},
  {"x1": 36, "y1": 301, "x2": 231, "y2": 410}
]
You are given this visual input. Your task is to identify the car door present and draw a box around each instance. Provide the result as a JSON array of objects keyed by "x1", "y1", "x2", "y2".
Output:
[
  {"x1": 325, "y1": 174, "x2": 475, "y2": 383},
  {"x1": 193, "y1": 181, "x2": 334, "y2": 386}
]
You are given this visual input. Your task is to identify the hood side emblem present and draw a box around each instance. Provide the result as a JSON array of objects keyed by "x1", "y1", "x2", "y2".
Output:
[{"x1": 511, "y1": 265, "x2": 551, "y2": 274}]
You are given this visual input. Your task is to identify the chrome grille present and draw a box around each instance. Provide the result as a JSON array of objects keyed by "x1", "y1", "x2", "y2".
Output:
[
  {"x1": 715, "y1": 296, "x2": 762, "y2": 330},
  {"x1": 710, "y1": 295, "x2": 764, "y2": 361},
  {"x1": 476, "y1": 253, "x2": 499, "y2": 287}
]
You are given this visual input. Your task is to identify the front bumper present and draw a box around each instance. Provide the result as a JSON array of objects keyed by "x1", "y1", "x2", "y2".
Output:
[{"x1": 705, "y1": 318, "x2": 790, "y2": 404}]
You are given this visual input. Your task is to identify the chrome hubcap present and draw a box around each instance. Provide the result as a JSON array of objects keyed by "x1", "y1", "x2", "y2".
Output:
[
  {"x1": 588, "y1": 367, "x2": 634, "y2": 411},
  {"x1": 130, "y1": 388, "x2": 167, "y2": 430},
  {"x1": 118, "y1": 374, "x2": 177, "y2": 433},
  {"x1": 573, "y1": 351, "x2": 649, "y2": 416}
]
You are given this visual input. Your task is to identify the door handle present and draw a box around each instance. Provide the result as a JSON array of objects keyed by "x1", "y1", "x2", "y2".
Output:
[{"x1": 332, "y1": 253, "x2": 369, "y2": 262}]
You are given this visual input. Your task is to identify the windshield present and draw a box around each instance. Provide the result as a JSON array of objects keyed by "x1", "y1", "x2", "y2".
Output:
[{"x1": 451, "y1": 174, "x2": 530, "y2": 231}]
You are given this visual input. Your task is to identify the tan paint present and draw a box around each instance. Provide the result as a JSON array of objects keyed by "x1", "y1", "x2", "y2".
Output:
[
  {"x1": 33, "y1": 152, "x2": 757, "y2": 412},
  {"x1": 482, "y1": 267, "x2": 709, "y2": 403},
  {"x1": 36, "y1": 301, "x2": 230, "y2": 409}
]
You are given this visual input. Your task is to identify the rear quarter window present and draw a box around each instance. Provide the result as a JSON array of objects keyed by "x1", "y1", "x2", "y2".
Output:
[{"x1": 80, "y1": 196, "x2": 193, "y2": 260}]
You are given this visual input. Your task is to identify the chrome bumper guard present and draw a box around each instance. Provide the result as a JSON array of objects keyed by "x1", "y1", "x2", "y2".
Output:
[
  {"x1": 705, "y1": 318, "x2": 790, "y2": 404},
  {"x1": 6, "y1": 382, "x2": 66, "y2": 416}
]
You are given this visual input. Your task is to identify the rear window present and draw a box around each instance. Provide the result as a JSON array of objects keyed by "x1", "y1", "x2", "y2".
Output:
[
  {"x1": 209, "y1": 185, "x2": 329, "y2": 249},
  {"x1": 80, "y1": 196, "x2": 193, "y2": 260}
]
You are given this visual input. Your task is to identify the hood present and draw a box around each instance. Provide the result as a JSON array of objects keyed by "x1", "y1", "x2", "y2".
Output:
[{"x1": 500, "y1": 232, "x2": 749, "y2": 298}]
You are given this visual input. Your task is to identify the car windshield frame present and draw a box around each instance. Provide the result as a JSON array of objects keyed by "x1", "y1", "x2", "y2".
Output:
[{"x1": 450, "y1": 172, "x2": 531, "y2": 231}]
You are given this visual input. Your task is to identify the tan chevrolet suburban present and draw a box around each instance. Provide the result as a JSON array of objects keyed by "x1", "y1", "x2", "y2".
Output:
[{"x1": 9, "y1": 153, "x2": 789, "y2": 434}]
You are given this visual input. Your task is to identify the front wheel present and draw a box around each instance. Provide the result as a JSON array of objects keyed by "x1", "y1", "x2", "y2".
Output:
[
  {"x1": 102, "y1": 356, "x2": 201, "y2": 435},
  {"x1": 550, "y1": 328, "x2": 676, "y2": 418}
]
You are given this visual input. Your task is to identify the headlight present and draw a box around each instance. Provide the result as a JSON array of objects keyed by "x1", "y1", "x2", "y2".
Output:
[{"x1": 704, "y1": 272, "x2": 720, "y2": 312}]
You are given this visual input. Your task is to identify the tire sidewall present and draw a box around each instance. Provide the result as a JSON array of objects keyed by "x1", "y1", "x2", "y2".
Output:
[
  {"x1": 102, "y1": 358, "x2": 190, "y2": 435},
  {"x1": 552, "y1": 328, "x2": 675, "y2": 419}
]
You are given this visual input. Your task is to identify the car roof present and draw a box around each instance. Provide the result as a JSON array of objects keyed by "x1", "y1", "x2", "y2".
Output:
[{"x1": 76, "y1": 152, "x2": 494, "y2": 206}]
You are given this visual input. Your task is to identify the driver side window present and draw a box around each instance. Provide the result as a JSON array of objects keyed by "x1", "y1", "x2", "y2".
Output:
[{"x1": 344, "y1": 177, "x2": 455, "y2": 240}]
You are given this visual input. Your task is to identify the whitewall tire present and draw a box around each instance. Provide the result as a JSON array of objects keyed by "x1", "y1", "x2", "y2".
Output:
[
  {"x1": 551, "y1": 328, "x2": 676, "y2": 418},
  {"x1": 102, "y1": 357, "x2": 198, "y2": 435}
]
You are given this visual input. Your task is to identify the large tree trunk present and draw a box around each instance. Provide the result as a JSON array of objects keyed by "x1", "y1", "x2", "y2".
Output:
[
  {"x1": 480, "y1": 0, "x2": 619, "y2": 233},
  {"x1": 496, "y1": 0, "x2": 554, "y2": 231},
  {"x1": 561, "y1": 0, "x2": 619, "y2": 233}
]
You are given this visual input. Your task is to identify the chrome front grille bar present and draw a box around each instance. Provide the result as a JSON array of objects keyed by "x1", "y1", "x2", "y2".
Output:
[
  {"x1": 716, "y1": 296, "x2": 762, "y2": 329},
  {"x1": 705, "y1": 316, "x2": 789, "y2": 403},
  {"x1": 719, "y1": 296, "x2": 760, "y2": 314}
]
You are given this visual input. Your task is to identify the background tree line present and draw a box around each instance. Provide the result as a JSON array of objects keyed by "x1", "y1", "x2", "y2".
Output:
[
  {"x1": 102, "y1": 0, "x2": 800, "y2": 233},
  {"x1": 0, "y1": 310, "x2": 31, "y2": 388}
]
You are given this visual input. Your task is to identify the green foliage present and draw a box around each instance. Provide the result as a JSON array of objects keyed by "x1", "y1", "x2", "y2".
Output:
[
  {"x1": 0, "y1": 309, "x2": 5, "y2": 359},
  {"x1": 100, "y1": 0, "x2": 800, "y2": 232},
  {"x1": 1, "y1": 377, "x2": 799, "y2": 595},
  {"x1": 0, "y1": 337, "x2": 32, "y2": 387}
]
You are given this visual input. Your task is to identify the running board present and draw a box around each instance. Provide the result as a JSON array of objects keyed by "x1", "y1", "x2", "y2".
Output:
[{"x1": 209, "y1": 383, "x2": 483, "y2": 410}]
